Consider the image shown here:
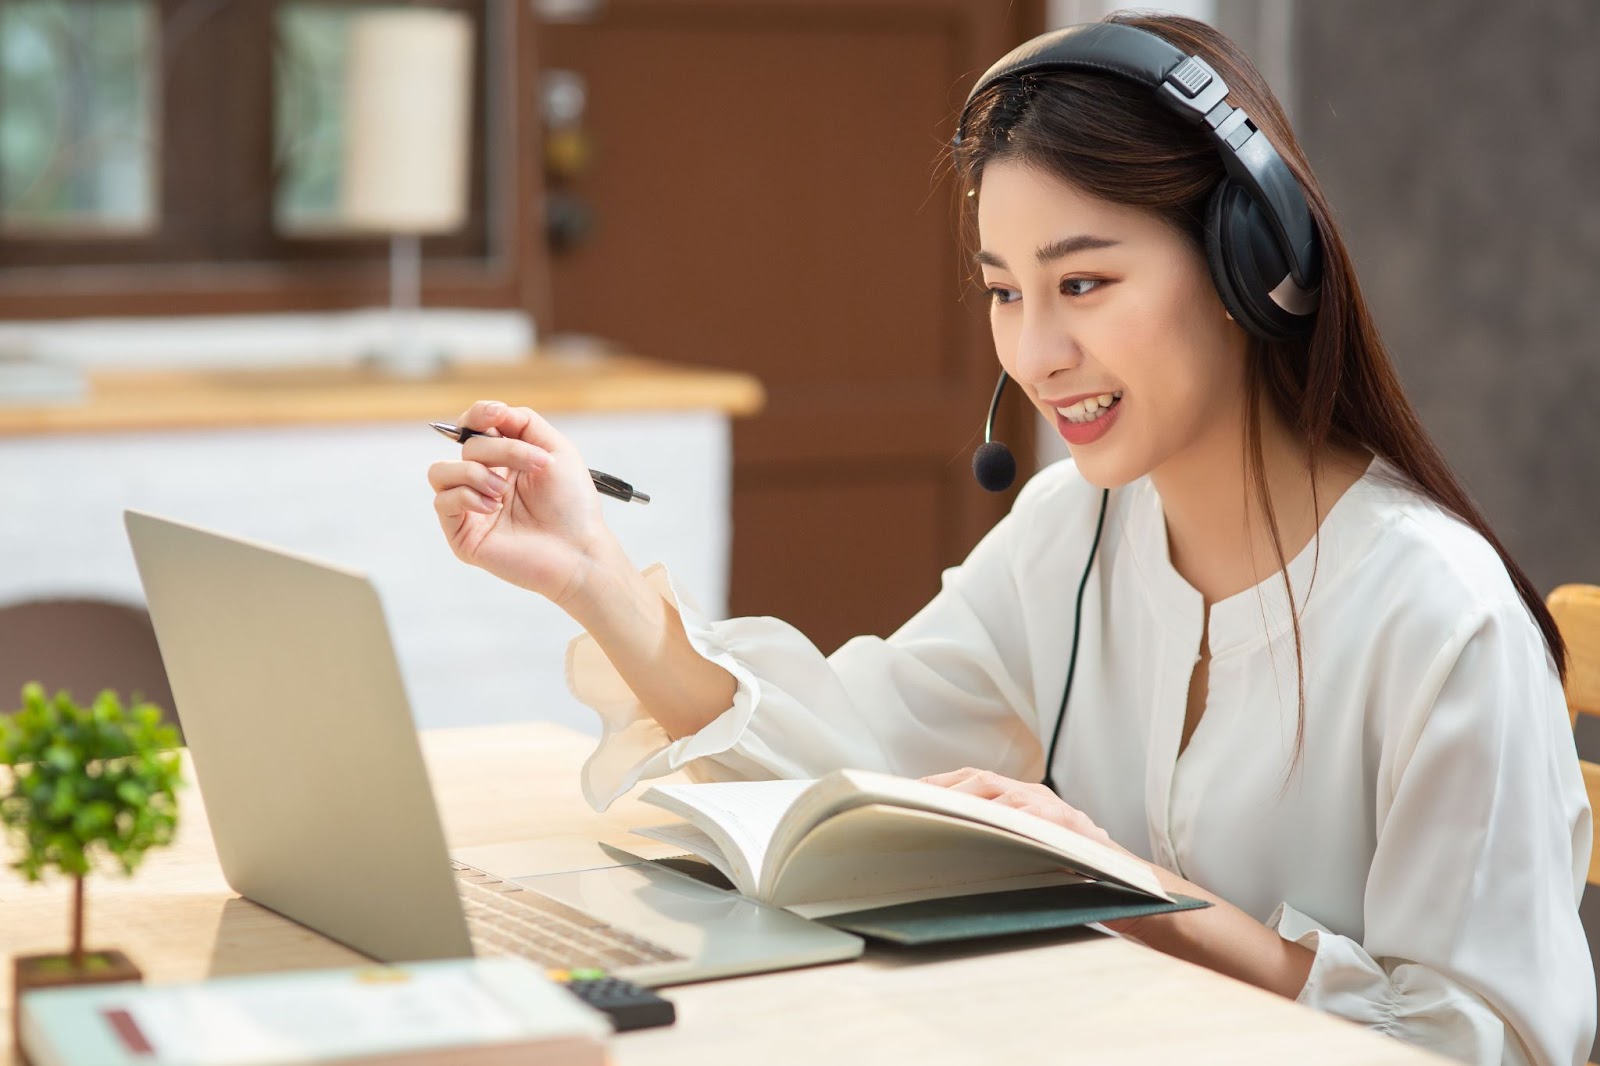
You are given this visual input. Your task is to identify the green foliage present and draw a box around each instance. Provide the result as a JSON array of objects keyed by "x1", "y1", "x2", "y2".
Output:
[{"x1": 0, "y1": 684, "x2": 182, "y2": 883}]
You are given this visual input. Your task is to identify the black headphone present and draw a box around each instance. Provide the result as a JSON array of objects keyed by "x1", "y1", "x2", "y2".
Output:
[
  {"x1": 960, "y1": 21, "x2": 1322, "y2": 346},
  {"x1": 960, "y1": 23, "x2": 1324, "y2": 794}
]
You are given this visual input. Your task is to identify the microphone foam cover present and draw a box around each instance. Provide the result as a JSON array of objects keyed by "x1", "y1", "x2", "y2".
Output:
[{"x1": 972, "y1": 441, "x2": 1016, "y2": 492}]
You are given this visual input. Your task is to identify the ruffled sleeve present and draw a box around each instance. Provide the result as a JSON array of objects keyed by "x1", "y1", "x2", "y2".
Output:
[
  {"x1": 568, "y1": 563, "x2": 774, "y2": 810},
  {"x1": 567, "y1": 465, "x2": 1099, "y2": 811},
  {"x1": 1268, "y1": 600, "x2": 1593, "y2": 1066}
]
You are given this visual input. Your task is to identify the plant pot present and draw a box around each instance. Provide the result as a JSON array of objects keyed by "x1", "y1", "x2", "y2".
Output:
[{"x1": 12, "y1": 950, "x2": 142, "y2": 1066}]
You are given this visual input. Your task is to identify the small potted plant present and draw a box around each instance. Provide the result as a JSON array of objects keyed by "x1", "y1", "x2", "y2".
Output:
[{"x1": 1, "y1": 683, "x2": 182, "y2": 1051}]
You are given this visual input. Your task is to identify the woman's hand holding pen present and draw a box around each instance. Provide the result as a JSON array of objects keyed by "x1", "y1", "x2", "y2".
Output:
[
  {"x1": 428, "y1": 400, "x2": 625, "y2": 610},
  {"x1": 429, "y1": 398, "x2": 739, "y2": 740}
]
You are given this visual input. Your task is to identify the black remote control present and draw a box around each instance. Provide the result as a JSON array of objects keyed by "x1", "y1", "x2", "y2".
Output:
[{"x1": 549, "y1": 968, "x2": 677, "y2": 1032}]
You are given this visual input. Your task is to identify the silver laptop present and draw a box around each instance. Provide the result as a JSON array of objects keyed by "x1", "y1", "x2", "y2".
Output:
[{"x1": 124, "y1": 509, "x2": 862, "y2": 987}]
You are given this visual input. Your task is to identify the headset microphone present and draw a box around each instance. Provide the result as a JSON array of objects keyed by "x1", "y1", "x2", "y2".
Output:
[
  {"x1": 973, "y1": 370, "x2": 1017, "y2": 492},
  {"x1": 970, "y1": 369, "x2": 1109, "y2": 800}
]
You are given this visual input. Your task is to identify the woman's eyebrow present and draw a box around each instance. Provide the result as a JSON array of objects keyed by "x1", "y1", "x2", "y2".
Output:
[{"x1": 975, "y1": 234, "x2": 1121, "y2": 270}]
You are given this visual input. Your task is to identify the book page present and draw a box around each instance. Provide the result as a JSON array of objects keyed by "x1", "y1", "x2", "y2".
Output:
[
  {"x1": 631, "y1": 821, "x2": 740, "y2": 887},
  {"x1": 773, "y1": 769, "x2": 1167, "y2": 901},
  {"x1": 639, "y1": 778, "x2": 814, "y2": 894},
  {"x1": 765, "y1": 803, "x2": 1095, "y2": 907}
]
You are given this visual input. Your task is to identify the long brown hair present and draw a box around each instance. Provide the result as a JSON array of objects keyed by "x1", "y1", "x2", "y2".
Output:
[{"x1": 951, "y1": 13, "x2": 1567, "y2": 753}]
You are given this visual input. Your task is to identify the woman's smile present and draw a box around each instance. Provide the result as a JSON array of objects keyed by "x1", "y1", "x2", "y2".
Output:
[{"x1": 1054, "y1": 391, "x2": 1123, "y2": 445}]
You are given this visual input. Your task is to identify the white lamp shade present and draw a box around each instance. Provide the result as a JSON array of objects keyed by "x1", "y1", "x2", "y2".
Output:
[{"x1": 340, "y1": 8, "x2": 473, "y2": 234}]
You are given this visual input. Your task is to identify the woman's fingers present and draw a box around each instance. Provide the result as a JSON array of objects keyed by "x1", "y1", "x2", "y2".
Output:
[
  {"x1": 429, "y1": 457, "x2": 510, "y2": 526},
  {"x1": 433, "y1": 484, "x2": 499, "y2": 519},
  {"x1": 991, "y1": 791, "x2": 1036, "y2": 808},
  {"x1": 457, "y1": 400, "x2": 566, "y2": 453},
  {"x1": 920, "y1": 766, "x2": 1113, "y2": 842},
  {"x1": 493, "y1": 405, "x2": 565, "y2": 451},
  {"x1": 461, "y1": 434, "x2": 550, "y2": 474},
  {"x1": 941, "y1": 770, "x2": 1021, "y2": 801},
  {"x1": 990, "y1": 790, "x2": 1102, "y2": 837},
  {"x1": 457, "y1": 399, "x2": 508, "y2": 434},
  {"x1": 919, "y1": 766, "x2": 988, "y2": 789},
  {"x1": 427, "y1": 459, "x2": 510, "y2": 498},
  {"x1": 922, "y1": 768, "x2": 1060, "y2": 810}
]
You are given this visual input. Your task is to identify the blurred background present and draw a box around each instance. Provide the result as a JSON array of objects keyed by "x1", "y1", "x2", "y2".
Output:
[
  {"x1": 0, "y1": 0, "x2": 1597, "y2": 1046},
  {"x1": 0, "y1": 1, "x2": 1596, "y2": 731}
]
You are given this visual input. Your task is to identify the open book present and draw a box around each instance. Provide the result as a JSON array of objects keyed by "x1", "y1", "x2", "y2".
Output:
[{"x1": 634, "y1": 769, "x2": 1170, "y2": 920}]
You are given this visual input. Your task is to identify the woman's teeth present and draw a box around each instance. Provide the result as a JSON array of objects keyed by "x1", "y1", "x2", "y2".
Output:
[{"x1": 1056, "y1": 392, "x2": 1123, "y2": 424}]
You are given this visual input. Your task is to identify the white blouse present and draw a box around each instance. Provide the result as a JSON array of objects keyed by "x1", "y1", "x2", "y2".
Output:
[{"x1": 567, "y1": 457, "x2": 1595, "y2": 1066}]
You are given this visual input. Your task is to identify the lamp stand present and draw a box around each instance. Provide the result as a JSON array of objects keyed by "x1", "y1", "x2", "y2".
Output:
[{"x1": 375, "y1": 233, "x2": 445, "y2": 376}]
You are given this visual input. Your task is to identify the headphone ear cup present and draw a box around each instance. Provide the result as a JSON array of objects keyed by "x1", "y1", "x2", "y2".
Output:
[
  {"x1": 1203, "y1": 181, "x2": 1254, "y2": 333},
  {"x1": 1204, "y1": 179, "x2": 1312, "y2": 342}
]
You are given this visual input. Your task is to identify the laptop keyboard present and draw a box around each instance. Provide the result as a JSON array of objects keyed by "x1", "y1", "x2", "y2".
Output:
[{"x1": 451, "y1": 862, "x2": 686, "y2": 970}]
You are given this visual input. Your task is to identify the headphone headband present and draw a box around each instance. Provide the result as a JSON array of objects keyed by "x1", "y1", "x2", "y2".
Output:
[
  {"x1": 958, "y1": 23, "x2": 1190, "y2": 117},
  {"x1": 956, "y1": 23, "x2": 1322, "y2": 317}
]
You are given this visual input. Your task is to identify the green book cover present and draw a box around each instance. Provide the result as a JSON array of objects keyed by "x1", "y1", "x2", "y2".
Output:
[{"x1": 819, "y1": 883, "x2": 1210, "y2": 945}]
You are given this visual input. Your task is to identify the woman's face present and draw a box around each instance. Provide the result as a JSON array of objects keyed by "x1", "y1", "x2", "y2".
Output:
[{"x1": 976, "y1": 159, "x2": 1248, "y2": 489}]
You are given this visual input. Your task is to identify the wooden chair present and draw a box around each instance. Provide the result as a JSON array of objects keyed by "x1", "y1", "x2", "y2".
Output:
[
  {"x1": 1551, "y1": 584, "x2": 1600, "y2": 870},
  {"x1": 1551, "y1": 585, "x2": 1600, "y2": 884},
  {"x1": 0, "y1": 597, "x2": 180, "y2": 739},
  {"x1": 1550, "y1": 584, "x2": 1600, "y2": 1066}
]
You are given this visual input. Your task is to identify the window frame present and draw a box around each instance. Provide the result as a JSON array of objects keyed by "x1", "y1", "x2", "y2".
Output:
[{"x1": 0, "y1": 0, "x2": 549, "y2": 324}]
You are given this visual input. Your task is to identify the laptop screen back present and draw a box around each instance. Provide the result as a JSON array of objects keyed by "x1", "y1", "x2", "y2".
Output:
[{"x1": 125, "y1": 509, "x2": 472, "y2": 962}]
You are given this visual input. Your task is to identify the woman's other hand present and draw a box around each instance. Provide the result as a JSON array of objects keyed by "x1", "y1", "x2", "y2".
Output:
[{"x1": 919, "y1": 767, "x2": 1118, "y2": 849}]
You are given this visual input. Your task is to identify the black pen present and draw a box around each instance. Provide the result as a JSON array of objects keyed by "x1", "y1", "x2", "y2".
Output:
[{"x1": 428, "y1": 421, "x2": 651, "y2": 505}]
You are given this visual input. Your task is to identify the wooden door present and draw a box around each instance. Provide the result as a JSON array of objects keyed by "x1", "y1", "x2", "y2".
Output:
[{"x1": 534, "y1": 0, "x2": 1042, "y2": 652}]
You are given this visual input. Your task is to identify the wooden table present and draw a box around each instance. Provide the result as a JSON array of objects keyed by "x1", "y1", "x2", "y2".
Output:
[{"x1": 0, "y1": 724, "x2": 1445, "y2": 1065}]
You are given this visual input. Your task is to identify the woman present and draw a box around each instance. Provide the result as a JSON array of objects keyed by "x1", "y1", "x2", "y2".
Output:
[{"x1": 427, "y1": 14, "x2": 1592, "y2": 1065}]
